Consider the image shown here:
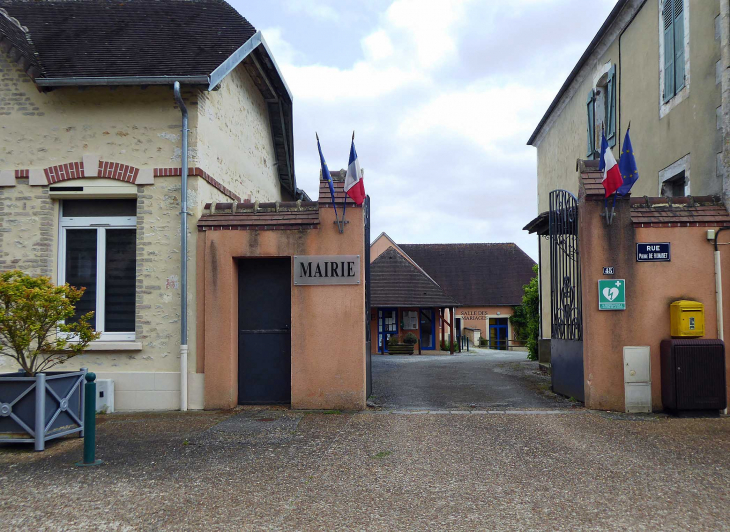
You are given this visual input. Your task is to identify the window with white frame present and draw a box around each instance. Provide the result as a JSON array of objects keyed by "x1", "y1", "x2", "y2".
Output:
[
  {"x1": 659, "y1": 154, "x2": 690, "y2": 197},
  {"x1": 660, "y1": 0, "x2": 689, "y2": 113},
  {"x1": 59, "y1": 199, "x2": 137, "y2": 341}
]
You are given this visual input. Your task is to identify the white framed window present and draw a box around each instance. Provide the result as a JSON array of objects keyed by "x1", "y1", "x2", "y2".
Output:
[
  {"x1": 659, "y1": 154, "x2": 690, "y2": 197},
  {"x1": 58, "y1": 200, "x2": 137, "y2": 341},
  {"x1": 659, "y1": 0, "x2": 689, "y2": 118}
]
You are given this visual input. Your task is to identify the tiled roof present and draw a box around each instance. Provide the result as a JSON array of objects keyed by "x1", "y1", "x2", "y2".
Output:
[
  {"x1": 318, "y1": 170, "x2": 362, "y2": 208},
  {"x1": 371, "y1": 247, "x2": 459, "y2": 308},
  {"x1": 577, "y1": 159, "x2": 605, "y2": 199},
  {"x1": 198, "y1": 201, "x2": 320, "y2": 231},
  {"x1": 398, "y1": 243, "x2": 536, "y2": 307},
  {"x1": 630, "y1": 196, "x2": 730, "y2": 227},
  {"x1": 0, "y1": 0, "x2": 255, "y2": 80}
]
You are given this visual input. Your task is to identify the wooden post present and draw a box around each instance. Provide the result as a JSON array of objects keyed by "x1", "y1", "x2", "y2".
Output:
[
  {"x1": 440, "y1": 308, "x2": 445, "y2": 351},
  {"x1": 417, "y1": 308, "x2": 422, "y2": 355},
  {"x1": 449, "y1": 307, "x2": 455, "y2": 354}
]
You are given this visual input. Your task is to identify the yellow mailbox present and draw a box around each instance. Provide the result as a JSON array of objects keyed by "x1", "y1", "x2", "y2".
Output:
[{"x1": 670, "y1": 300, "x2": 705, "y2": 338}]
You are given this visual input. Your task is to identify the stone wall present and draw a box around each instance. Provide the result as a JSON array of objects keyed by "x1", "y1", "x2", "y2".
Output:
[{"x1": 196, "y1": 64, "x2": 281, "y2": 202}]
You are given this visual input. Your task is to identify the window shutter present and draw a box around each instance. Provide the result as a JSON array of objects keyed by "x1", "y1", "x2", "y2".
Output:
[
  {"x1": 606, "y1": 64, "x2": 616, "y2": 147},
  {"x1": 673, "y1": 0, "x2": 685, "y2": 92},
  {"x1": 586, "y1": 89, "x2": 595, "y2": 158},
  {"x1": 663, "y1": 0, "x2": 675, "y2": 102}
]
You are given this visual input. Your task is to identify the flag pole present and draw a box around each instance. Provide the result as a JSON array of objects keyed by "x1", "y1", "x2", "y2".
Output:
[
  {"x1": 317, "y1": 132, "x2": 342, "y2": 232},
  {"x1": 340, "y1": 130, "x2": 356, "y2": 233}
]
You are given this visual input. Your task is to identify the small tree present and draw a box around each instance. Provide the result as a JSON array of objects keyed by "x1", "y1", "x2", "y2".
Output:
[
  {"x1": 510, "y1": 264, "x2": 540, "y2": 361},
  {"x1": 0, "y1": 270, "x2": 99, "y2": 375}
]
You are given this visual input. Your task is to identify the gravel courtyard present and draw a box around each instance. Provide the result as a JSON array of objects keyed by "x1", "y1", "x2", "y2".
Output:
[{"x1": 1, "y1": 407, "x2": 729, "y2": 531}]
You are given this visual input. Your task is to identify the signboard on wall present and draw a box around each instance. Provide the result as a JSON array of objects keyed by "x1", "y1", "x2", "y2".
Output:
[
  {"x1": 293, "y1": 255, "x2": 360, "y2": 285},
  {"x1": 636, "y1": 243, "x2": 670, "y2": 262},
  {"x1": 598, "y1": 279, "x2": 626, "y2": 310}
]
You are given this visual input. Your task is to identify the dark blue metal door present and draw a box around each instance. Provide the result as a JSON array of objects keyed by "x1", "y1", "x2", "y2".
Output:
[
  {"x1": 378, "y1": 308, "x2": 398, "y2": 352},
  {"x1": 238, "y1": 258, "x2": 291, "y2": 404}
]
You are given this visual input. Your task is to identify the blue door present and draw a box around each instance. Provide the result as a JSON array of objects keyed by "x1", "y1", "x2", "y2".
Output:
[
  {"x1": 378, "y1": 308, "x2": 398, "y2": 352},
  {"x1": 489, "y1": 318, "x2": 508, "y2": 350}
]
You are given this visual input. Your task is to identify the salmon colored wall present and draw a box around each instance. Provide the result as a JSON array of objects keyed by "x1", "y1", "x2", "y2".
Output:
[
  {"x1": 198, "y1": 205, "x2": 366, "y2": 410},
  {"x1": 370, "y1": 235, "x2": 395, "y2": 262},
  {"x1": 580, "y1": 198, "x2": 730, "y2": 411}
]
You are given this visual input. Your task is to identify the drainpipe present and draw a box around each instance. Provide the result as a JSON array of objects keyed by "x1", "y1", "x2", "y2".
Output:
[
  {"x1": 174, "y1": 81, "x2": 189, "y2": 412},
  {"x1": 714, "y1": 228, "x2": 730, "y2": 342}
]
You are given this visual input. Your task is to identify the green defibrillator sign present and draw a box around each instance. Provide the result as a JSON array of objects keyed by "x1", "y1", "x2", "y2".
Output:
[{"x1": 598, "y1": 279, "x2": 626, "y2": 310}]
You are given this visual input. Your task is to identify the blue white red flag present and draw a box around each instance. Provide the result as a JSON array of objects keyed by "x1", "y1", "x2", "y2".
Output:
[
  {"x1": 316, "y1": 133, "x2": 337, "y2": 215},
  {"x1": 599, "y1": 131, "x2": 622, "y2": 198},
  {"x1": 344, "y1": 136, "x2": 365, "y2": 205},
  {"x1": 616, "y1": 127, "x2": 638, "y2": 196}
]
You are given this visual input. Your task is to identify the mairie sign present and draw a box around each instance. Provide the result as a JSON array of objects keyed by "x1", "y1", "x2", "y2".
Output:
[
  {"x1": 293, "y1": 255, "x2": 360, "y2": 285},
  {"x1": 598, "y1": 279, "x2": 626, "y2": 310}
]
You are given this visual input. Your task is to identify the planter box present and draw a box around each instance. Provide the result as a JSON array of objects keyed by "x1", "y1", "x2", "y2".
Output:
[
  {"x1": 387, "y1": 344, "x2": 415, "y2": 355},
  {"x1": 0, "y1": 369, "x2": 86, "y2": 451}
]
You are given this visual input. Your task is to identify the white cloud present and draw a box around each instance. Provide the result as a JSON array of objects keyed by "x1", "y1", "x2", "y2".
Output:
[{"x1": 258, "y1": 0, "x2": 618, "y2": 260}]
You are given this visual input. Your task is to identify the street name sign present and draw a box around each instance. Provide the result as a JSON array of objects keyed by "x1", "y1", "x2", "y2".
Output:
[
  {"x1": 293, "y1": 255, "x2": 360, "y2": 285},
  {"x1": 598, "y1": 279, "x2": 626, "y2": 310},
  {"x1": 636, "y1": 243, "x2": 670, "y2": 262}
]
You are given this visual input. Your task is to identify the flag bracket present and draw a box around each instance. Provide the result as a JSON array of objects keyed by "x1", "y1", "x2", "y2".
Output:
[{"x1": 600, "y1": 206, "x2": 616, "y2": 225}]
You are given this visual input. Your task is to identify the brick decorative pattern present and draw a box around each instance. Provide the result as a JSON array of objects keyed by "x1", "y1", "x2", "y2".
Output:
[
  {"x1": 10, "y1": 164, "x2": 242, "y2": 203},
  {"x1": 154, "y1": 167, "x2": 242, "y2": 203},
  {"x1": 44, "y1": 162, "x2": 85, "y2": 184},
  {"x1": 98, "y1": 160, "x2": 139, "y2": 183},
  {"x1": 43, "y1": 160, "x2": 141, "y2": 184}
]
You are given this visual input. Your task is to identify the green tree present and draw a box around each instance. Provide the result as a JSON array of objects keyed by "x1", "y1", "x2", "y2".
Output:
[
  {"x1": 510, "y1": 264, "x2": 540, "y2": 361},
  {"x1": 0, "y1": 270, "x2": 100, "y2": 375}
]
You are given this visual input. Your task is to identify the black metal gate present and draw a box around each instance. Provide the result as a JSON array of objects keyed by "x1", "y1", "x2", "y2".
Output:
[
  {"x1": 238, "y1": 258, "x2": 291, "y2": 404},
  {"x1": 364, "y1": 195, "x2": 372, "y2": 398},
  {"x1": 548, "y1": 190, "x2": 584, "y2": 401}
]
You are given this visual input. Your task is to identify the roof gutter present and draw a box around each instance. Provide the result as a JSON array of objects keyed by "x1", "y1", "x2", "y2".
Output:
[
  {"x1": 526, "y1": 0, "x2": 630, "y2": 146},
  {"x1": 208, "y1": 31, "x2": 292, "y2": 100},
  {"x1": 35, "y1": 75, "x2": 209, "y2": 87}
]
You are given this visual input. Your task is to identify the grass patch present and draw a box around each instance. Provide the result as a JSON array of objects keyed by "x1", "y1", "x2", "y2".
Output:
[
  {"x1": 373, "y1": 451, "x2": 392, "y2": 459},
  {"x1": 322, "y1": 409, "x2": 341, "y2": 415}
]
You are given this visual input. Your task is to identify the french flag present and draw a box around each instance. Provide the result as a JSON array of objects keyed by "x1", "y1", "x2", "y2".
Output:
[
  {"x1": 344, "y1": 136, "x2": 365, "y2": 205},
  {"x1": 599, "y1": 130, "x2": 622, "y2": 198}
]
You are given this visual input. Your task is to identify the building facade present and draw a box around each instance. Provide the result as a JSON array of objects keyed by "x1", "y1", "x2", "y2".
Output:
[
  {"x1": 0, "y1": 1, "x2": 305, "y2": 410},
  {"x1": 526, "y1": 0, "x2": 730, "y2": 410},
  {"x1": 370, "y1": 233, "x2": 536, "y2": 351},
  {"x1": 528, "y1": 0, "x2": 729, "y2": 341}
]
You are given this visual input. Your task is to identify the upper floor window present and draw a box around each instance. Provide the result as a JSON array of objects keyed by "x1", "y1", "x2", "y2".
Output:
[
  {"x1": 586, "y1": 64, "x2": 616, "y2": 159},
  {"x1": 660, "y1": 0, "x2": 688, "y2": 112},
  {"x1": 59, "y1": 200, "x2": 137, "y2": 341},
  {"x1": 659, "y1": 154, "x2": 690, "y2": 198}
]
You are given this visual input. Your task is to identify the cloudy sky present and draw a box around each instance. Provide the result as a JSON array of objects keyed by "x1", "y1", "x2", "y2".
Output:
[{"x1": 231, "y1": 0, "x2": 617, "y2": 260}]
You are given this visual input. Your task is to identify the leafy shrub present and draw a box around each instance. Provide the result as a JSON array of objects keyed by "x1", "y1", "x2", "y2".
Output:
[
  {"x1": 510, "y1": 264, "x2": 539, "y2": 360},
  {"x1": 403, "y1": 332, "x2": 418, "y2": 345},
  {"x1": 387, "y1": 335, "x2": 399, "y2": 347},
  {"x1": 0, "y1": 270, "x2": 99, "y2": 375}
]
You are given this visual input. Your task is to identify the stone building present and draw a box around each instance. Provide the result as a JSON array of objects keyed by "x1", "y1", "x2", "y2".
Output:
[
  {"x1": 527, "y1": 0, "x2": 730, "y2": 346},
  {"x1": 525, "y1": 0, "x2": 730, "y2": 411},
  {"x1": 0, "y1": 0, "x2": 305, "y2": 410}
]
